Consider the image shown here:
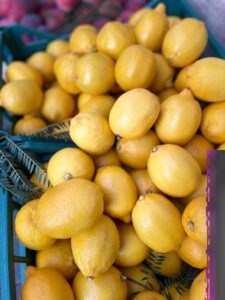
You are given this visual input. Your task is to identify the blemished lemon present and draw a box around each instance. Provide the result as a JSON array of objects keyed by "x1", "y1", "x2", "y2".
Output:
[
  {"x1": 70, "y1": 112, "x2": 115, "y2": 155},
  {"x1": 21, "y1": 267, "x2": 74, "y2": 300},
  {"x1": 182, "y1": 196, "x2": 207, "y2": 247},
  {"x1": 133, "y1": 291, "x2": 166, "y2": 300},
  {"x1": 14, "y1": 115, "x2": 47, "y2": 135},
  {"x1": 47, "y1": 148, "x2": 95, "y2": 186},
  {"x1": 54, "y1": 53, "x2": 80, "y2": 94},
  {"x1": 177, "y1": 236, "x2": 207, "y2": 269},
  {"x1": 146, "y1": 250, "x2": 183, "y2": 277},
  {"x1": 162, "y1": 18, "x2": 207, "y2": 67},
  {"x1": 115, "y1": 45, "x2": 156, "y2": 91},
  {"x1": 158, "y1": 88, "x2": 178, "y2": 102},
  {"x1": 200, "y1": 101, "x2": 225, "y2": 144},
  {"x1": 116, "y1": 131, "x2": 160, "y2": 169},
  {"x1": 15, "y1": 199, "x2": 56, "y2": 251},
  {"x1": 74, "y1": 52, "x2": 115, "y2": 95},
  {"x1": 150, "y1": 53, "x2": 175, "y2": 93},
  {"x1": 77, "y1": 93, "x2": 93, "y2": 111},
  {"x1": 71, "y1": 215, "x2": 119, "y2": 277},
  {"x1": 168, "y1": 16, "x2": 181, "y2": 28},
  {"x1": 94, "y1": 165, "x2": 137, "y2": 221},
  {"x1": 186, "y1": 57, "x2": 225, "y2": 102},
  {"x1": 72, "y1": 267, "x2": 127, "y2": 300},
  {"x1": 134, "y1": 8, "x2": 169, "y2": 51},
  {"x1": 27, "y1": 51, "x2": 55, "y2": 83},
  {"x1": 36, "y1": 239, "x2": 78, "y2": 280},
  {"x1": 190, "y1": 269, "x2": 206, "y2": 300},
  {"x1": 109, "y1": 89, "x2": 160, "y2": 139},
  {"x1": 130, "y1": 169, "x2": 159, "y2": 196},
  {"x1": 36, "y1": 178, "x2": 104, "y2": 239},
  {"x1": 6, "y1": 61, "x2": 43, "y2": 87},
  {"x1": 115, "y1": 223, "x2": 149, "y2": 267},
  {"x1": 80, "y1": 94, "x2": 115, "y2": 118},
  {"x1": 184, "y1": 134, "x2": 215, "y2": 173},
  {"x1": 148, "y1": 144, "x2": 201, "y2": 197},
  {"x1": 120, "y1": 264, "x2": 160, "y2": 299},
  {"x1": 93, "y1": 148, "x2": 122, "y2": 168},
  {"x1": 0, "y1": 80, "x2": 43, "y2": 115},
  {"x1": 128, "y1": 8, "x2": 150, "y2": 27},
  {"x1": 46, "y1": 39, "x2": 70, "y2": 58},
  {"x1": 155, "y1": 89, "x2": 202, "y2": 145},
  {"x1": 69, "y1": 24, "x2": 97, "y2": 54},
  {"x1": 42, "y1": 86, "x2": 76, "y2": 123},
  {"x1": 174, "y1": 65, "x2": 190, "y2": 91},
  {"x1": 96, "y1": 21, "x2": 135, "y2": 60}
]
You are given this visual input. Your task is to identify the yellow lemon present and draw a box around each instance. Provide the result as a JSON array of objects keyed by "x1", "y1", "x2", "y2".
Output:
[
  {"x1": 128, "y1": 8, "x2": 150, "y2": 27},
  {"x1": 77, "y1": 93, "x2": 93, "y2": 111},
  {"x1": 46, "y1": 39, "x2": 70, "y2": 58},
  {"x1": 93, "y1": 148, "x2": 122, "y2": 168},
  {"x1": 70, "y1": 112, "x2": 115, "y2": 155},
  {"x1": 14, "y1": 115, "x2": 47, "y2": 135},
  {"x1": 162, "y1": 18, "x2": 207, "y2": 67},
  {"x1": 0, "y1": 80, "x2": 43, "y2": 115},
  {"x1": 36, "y1": 178, "x2": 104, "y2": 239},
  {"x1": 72, "y1": 267, "x2": 127, "y2": 300},
  {"x1": 47, "y1": 147, "x2": 95, "y2": 186},
  {"x1": 130, "y1": 169, "x2": 159, "y2": 196},
  {"x1": 94, "y1": 165, "x2": 137, "y2": 221},
  {"x1": 116, "y1": 131, "x2": 160, "y2": 169},
  {"x1": 190, "y1": 269, "x2": 206, "y2": 300},
  {"x1": 168, "y1": 16, "x2": 181, "y2": 28},
  {"x1": 148, "y1": 144, "x2": 201, "y2": 197},
  {"x1": 71, "y1": 215, "x2": 119, "y2": 277},
  {"x1": 218, "y1": 143, "x2": 225, "y2": 150},
  {"x1": 36, "y1": 239, "x2": 78, "y2": 280},
  {"x1": 174, "y1": 65, "x2": 190, "y2": 91},
  {"x1": 115, "y1": 45, "x2": 156, "y2": 91},
  {"x1": 15, "y1": 199, "x2": 56, "y2": 250},
  {"x1": 132, "y1": 193, "x2": 185, "y2": 253},
  {"x1": 133, "y1": 291, "x2": 166, "y2": 300},
  {"x1": 74, "y1": 52, "x2": 115, "y2": 95},
  {"x1": 158, "y1": 88, "x2": 178, "y2": 102},
  {"x1": 69, "y1": 25, "x2": 97, "y2": 54},
  {"x1": 155, "y1": 89, "x2": 202, "y2": 145},
  {"x1": 109, "y1": 89, "x2": 160, "y2": 139},
  {"x1": 115, "y1": 223, "x2": 149, "y2": 267}
]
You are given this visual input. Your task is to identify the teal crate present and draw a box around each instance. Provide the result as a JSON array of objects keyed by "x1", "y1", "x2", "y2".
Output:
[{"x1": 1, "y1": 1, "x2": 225, "y2": 299}]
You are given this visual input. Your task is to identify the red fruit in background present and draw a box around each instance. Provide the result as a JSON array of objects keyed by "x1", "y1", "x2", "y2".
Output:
[
  {"x1": 99, "y1": 0, "x2": 122, "y2": 18},
  {"x1": 41, "y1": 8, "x2": 65, "y2": 29},
  {"x1": 117, "y1": 10, "x2": 133, "y2": 22},
  {"x1": 20, "y1": 14, "x2": 43, "y2": 28},
  {"x1": 0, "y1": 18, "x2": 15, "y2": 26},
  {"x1": 0, "y1": 0, "x2": 11, "y2": 17},
  {"x1": 93, "y1": 17, "x2": 111, "y2": 29},
  {"x1": 55, "y1": 0, "x2": 81, "y2": 12}
]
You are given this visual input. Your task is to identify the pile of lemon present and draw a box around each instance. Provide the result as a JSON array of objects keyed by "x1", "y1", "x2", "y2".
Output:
[{"x1": 2, "y1": 2, "x2": 223, "y2": 299}]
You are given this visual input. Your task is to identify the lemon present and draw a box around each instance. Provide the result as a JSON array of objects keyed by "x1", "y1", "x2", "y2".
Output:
[
  {"x1": 184, "y1": 134, "x2": 215, "y2": 173},
  {"x1": 14, "y1": 115, "x2": 47, "y2": 135},
  {"x1": 134, "y1": 8, "x2": 169, "y2": 51},
  {"x1": 46, "y1": 39, "x2": 70, "y2": 58},
  {"x1": 133, "y1": 291, "x2": 166, "y2": 300},
  {"x1": 182, "y1": 196, "x2": 207, "y2": 247},
  {"x1": 116, "y1": 131, "x2": 160, "y2": 169},
  {"x1": 120, "y1": 264, "x2": 160, "y2": 299},
  {"x1": 6, "y1": 61, "x2": 43, "y2": 87},
  {"x1": 115, "y1": 45, "x2": 156, "y2": 91},
  {"x1": 15, "y1": 199, "x2": 56, "y2": 251},
  {"x1": 155, "y1": 89, "x2": 202, "y2": 145},
  {"x1": 0, "y1": 80, "x2": 43, "y2": 115},
  {"x1": 47, "y1": 148, "x2": 95, "y2": 186},
  {"x1": 71, "y1": 215, "x2": 119, "y2": 277},
  {"x1": 178, "y1": 236, "x2": 207, "y2": 269},
  {"x1": 130, "y1": 169, "x2": 159, "y2": 196},
  {"x1": 69, "y1": 25, "x2": 97, "y2": 54},
  {"x1": 174, "y1": 65, "x2": 190, "y2": 91},
  {"x1": 77, "y1": 93, "x2": 93, "y2": 111},
  {"x1": 146, "y1": 250, "x2": 183, "y2": 277},
  {"x1": 80, "y1": 94, "x2": 115, "y2": 118},
  {"x1": 190, "y1": 269, "x2": 206, "y2": 300},
  {"x1": 96, "y1": 21, "x2": 135, "y2": 60},
  {"x1": 186, "y1": 57, "x2": 225, "y2": 102},
  {"x1": 168, "y1": 16, "x2": 181, "y2": 28},
  {"x1": 54, "y1": 53, "x2": 80, "y2": 94},
  {"x1": 162, "y1": 18, "x2": 207, "y2": 67},
  {"x1": 129, "y1": 8, "x2": 150, "y2": 27},
  {"x1": 72, "y1": 267, "x2": 127, "y2": 300},
  {"x1": 148, "y1": 144, "x2": 201, "y2": 197},
  {"x1": 158, "y1": 88, "x2": 178, "y2": 102},
  {"x1": 21, "y1": 267, "x2": 74, "y2": 300},
  {"x1": 94, "y1": 165, "x2": 137, "y2": 221},
  {"x1": 200, "y1": 101, "x2": 225, "y2": 144},
  {"x1": 150, "y1": 53, "x2": 175, "y2": 93},
  {"x1": 70, "y1": 112, "x2": 115, "y2": 155},
  {"x1": 218, "y1": 143, "x2": 225, "y2": 150},
  {"x1": 132, "y1": 193, "x2": 185, "y2": 252},
  {"x1": 74, "y1": 52, "x2": 115, "y2": 95},
  {"x1": 109, "y1": 89, "x2": 160, "y2": 139},
  {"x1": 42, "y1": 86, "x2": 76, "y2": 123},
  {"x1": 36, "y1": 178, "x2": 103, "y2": 239},
  {"x1": 36, "y1": 239, "x2": 78, "y2": 280},
  {"x1": 93, "y1": 148, "x2": 122, "y2": 168},
  {"x1": 27, "y1": 51, "x2": 55, "y2": 83},
  {"x1": 115, "y1": 223, "x2": 149, "y2": 267}
]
